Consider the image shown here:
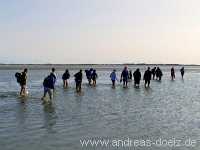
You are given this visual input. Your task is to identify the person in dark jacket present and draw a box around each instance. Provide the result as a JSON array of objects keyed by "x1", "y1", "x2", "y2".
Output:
[
  {"x1": 62, "y1": 69, "x2": 70, "y2": 88},
  {"x1": 50, "y1": 68, "x2": 57, "y2": 91},
  {"x1": 51, "y1": 68, "x2": 57, "y2": 80},
  {"x1": 151, "y1": 67, "x2": 156, "y2": 80},
  {"x1": 133, "y1": 68, "x2": 141, "y2": 87},
  {"x1": 171, "y1": 67, "x2": 175, "y2": 80},
  {"x1": 41, "y1": 73, "x2": 56, "y2": 101},
  {"x1": 180, "y1": 67, "x2": 185, "y2": 79},
  {"x1": 120, "y1": 66, "x2": 129, "y2": 88},
  {"x1": 74, "y1": 70, "x2": 83, "y2": 92},
  {"x1": 143, "y1": 67, "x2": 151, "y2": 87},
  {"x1": 91, "y1": 69, "x2": 98, "y2": 86},
  {"x1": 128, "y1": 70, "x2": 132, "y2": 81},
  {"x1": 85, "y1": 68, "x2": 93, "y2": 85},
  {"x1": 155, "y1": 67, "x2": 163, "y2": 81},
  {"x1": 20, "y1": 68, "x2": 28, "y2": 96}
]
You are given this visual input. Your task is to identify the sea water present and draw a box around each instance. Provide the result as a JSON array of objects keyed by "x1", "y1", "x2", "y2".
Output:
[{"x1": 0, "y1": 65, "x2": 200, "y2": 150}]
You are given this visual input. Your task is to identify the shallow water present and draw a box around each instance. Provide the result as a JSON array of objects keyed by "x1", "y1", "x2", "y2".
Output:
[{"x1": 1, "y1": 65, "x2": 200, "y2": 150}]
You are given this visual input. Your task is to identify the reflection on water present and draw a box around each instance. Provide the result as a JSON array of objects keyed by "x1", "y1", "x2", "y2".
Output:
[
  {"x1": 42, "y1": 103, "x2": 57, "y2": 133},
  {"x1": 16, "y1": 102, "x2": 27, "y2": 129},
  {"x1": 144, "y1": 87, "x2": 153, "y2": 96}
]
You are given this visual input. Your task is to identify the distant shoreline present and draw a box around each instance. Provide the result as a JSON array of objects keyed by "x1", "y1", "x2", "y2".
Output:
[
  {"x1": 0, "y1": 63, "x2": 198, "y2": 70},
  {"x1": 0, "y1": 63, "x2": 198, "y2": 66}
]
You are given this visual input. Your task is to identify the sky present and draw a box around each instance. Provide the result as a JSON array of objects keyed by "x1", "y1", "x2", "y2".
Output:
[{"x1": 0, "y1": 0, "x2": 200, "y2": 64}]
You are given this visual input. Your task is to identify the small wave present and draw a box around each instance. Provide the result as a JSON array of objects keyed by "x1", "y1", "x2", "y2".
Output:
[{"x1": 0, "y1": 91, "x2": 18, "y2": 99}]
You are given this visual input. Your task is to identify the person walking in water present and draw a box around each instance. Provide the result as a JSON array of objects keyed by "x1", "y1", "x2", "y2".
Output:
[
  {"x1": 62, "y1": 69, "x2": 70, "y2": 88},
  {"x1": 128, "y1": 70, "x2": 132, "y2": 81},
  {"x1": 155, "y1": 67, "x2": 163, "y2": 81},
  {"x1": 16, "y1": 68, "x2": 28, "y2": 96},
  {"x1": 180, "y1": 67, "x2": 185, "y2": 79},
  {"x1": 110, "y1": 69, "x2": 118, "y2": 88},
  {"x1": 120, "y1": 66, "x2": 129, "y2": 88},
  {"x1": 91, "y1": 69, "x2": 98, "y2": 86},
  {"x1": 51, "y1": 68, "x2": 57, "y2": 80},
  {"x1": 171, "y1": 67, "x2": 175, "y2": 80},
  {"x1": 151, "y1": 67, "x2": 156, "y2": 80},
  {"x1": 41, "y1": 72, "x2": 56, "y2": 101},
  {"x1": 74, "y1": 70, "x2": 83, "y2": 92},
  {"x1": 133, "y1": 68, "x2": 141, "y2": 87},
  {"x1": 143, "y1": 67, "x2": 152, "y2": 88},
  {"x1": 85, "y1": 68, "x2": 92, "y2": 85},
  {"x1": 51, "y1": 68, "x2": 57, "y2": 91}
]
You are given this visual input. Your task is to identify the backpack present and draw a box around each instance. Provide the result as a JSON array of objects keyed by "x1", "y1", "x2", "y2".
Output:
[
  {"x1": 66, "y1": 73, "x2": 70, "y2": 79},
  {"x1": 43, "y1": 75, "x2": 55, "y2": 89},
  {"x1": 62, "y1": 73, "x2": 66, "y2": 80},
  {"x1": 62, "y1": 72, "x2": 70, "y2": 80},
  {"x1": 43, "y1": 76, "x2": 50, "y2": 87},
  {"x1": 15, "y1": 72, "x2": 22, "y2": 84}
]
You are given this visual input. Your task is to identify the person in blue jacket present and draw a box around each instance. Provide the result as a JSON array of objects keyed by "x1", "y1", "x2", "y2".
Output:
[
  {"x1": 85, "y1": 69, "x2": 92, "y2": 85},
  {"x1": 41, "y1": 73, "x2": 56, "y2": 101},
  {"x1": 110, "y1": 69, "x2": 118, "y2": 88}
]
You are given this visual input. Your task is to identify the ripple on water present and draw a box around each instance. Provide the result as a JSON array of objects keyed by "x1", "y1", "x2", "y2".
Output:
[{"x1": 0, "y1": 68, "x2": 200, "y2": 150}]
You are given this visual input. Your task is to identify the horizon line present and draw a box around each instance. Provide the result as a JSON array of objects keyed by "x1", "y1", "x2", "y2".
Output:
[{"x1": 0, "y1": 63, "x2": 198, "y2": 66}]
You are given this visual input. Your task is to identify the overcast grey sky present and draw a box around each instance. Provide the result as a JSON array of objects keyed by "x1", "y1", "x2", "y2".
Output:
[{"x1": 0, "y1": 0, "x2": 200, "y2": 64}]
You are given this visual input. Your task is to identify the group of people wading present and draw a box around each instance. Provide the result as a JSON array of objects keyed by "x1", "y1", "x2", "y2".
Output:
[{"x1": 15, "y1": 66, "x2": 185, "y2": 102}]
